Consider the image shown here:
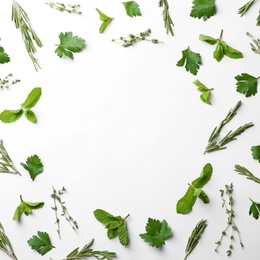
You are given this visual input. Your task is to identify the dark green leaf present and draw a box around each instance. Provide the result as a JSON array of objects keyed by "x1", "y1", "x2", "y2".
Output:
[
  {"x1": 118, "y1": 222, "x2": 129, "y2": 246},
  {"x1": 190, "y1": 0, "x2": 216, "y2": 20},
  {"x1": 122, "y1": 1, "x2": 142, "y2": 17},
  {"x1": 198, "y1": 190, "x2": 209, "y2": 203},
  {"x1": 249, "y1": 198, "x2": 260, "y2": 219},
  {"x1": 0, "y1": 46, "x2": 10, "y2": 64},
  {"x1": 235, "y1": 73, "x2": 259, "y2": 97},
  {"x1": 251, "y1": 145, "x2": 260, "y2": 162},
  {"x1": 176, "y1": 186, "x2": 197, "y2": 214},
  {"x1": 192, "y1": 163, "x2": 213, "y2": 188}
]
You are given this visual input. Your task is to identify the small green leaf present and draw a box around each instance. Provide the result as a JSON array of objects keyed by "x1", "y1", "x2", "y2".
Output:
[
  {"x1": 176, "y1": 186, "x2": 197, "y2": 214},
  {"x1": 122, "y1": 1, "x2": 142, "y2": 17},
  {"x1": 24, "y1": 110, "x2": 37, "y2": 123},
  {"x1": 96, "y1": 9, "x2": 113, "y2": 33},
  {"x1": 0, "y1": 46, "x2": 10, "y2": 64},
  {"x1": 235, "y1": 73, "x2": 259, "y2": 97},
  {"x1": 200, "y1": 90, "x2": 211, "y2": 104},
  {"x1": 199, "y1": 34, "x2": 218, "y2": 45},
  {"x1": 107, "y1": 229, "x2": 118, "y2": 239},
  {"x1": 249, "y1": 198, "x2": 260, "y2": 219},
  {"x1": 193, "y1": 79, "x2": 210, "y2": 92},
  {"x1": 198, "y1": 190, "x2": 209, "y2": 203},
  {"x1": 190, "y1": 0, "x2": 216, "y2": 20},
  {"x1": 22, "y1": 87, "x2": 42, "y2": 109},
  {"x1": 224, "y1": 45, "x2": 243, "y2": 59},
  {"x1": 213, "y1": 44, "x2": 224, "y2": 62},
  {"x1": 0, "y1": 109, "x2": 23, "y2": 123},
  {"x1": 192, "y1": 163, "x2": 213, "y2": 188},
  {"x1": 118, "y1": 222, "x2": 129, "y2": 246},
  {"x1": 251, "y1": 145, "x2": 260, "y2": 162}
]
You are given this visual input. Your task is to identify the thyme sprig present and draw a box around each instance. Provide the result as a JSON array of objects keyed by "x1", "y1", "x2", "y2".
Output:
[
  {"x1": 0, "y1": 140, "x2": 20, "y2": 175},
  {"x1": 12, "y1": 0, "x2": 43, "y2": 71},
  {"x1": 204, "y1": 101, "x2": 254, "y2": 153},
  {"x1": 238, "y1": 0, "x2": 256, "y2": 16},
  {"x1": 46, "y1": 2, "x2": 82, "y2": 15},
  {"x1": 51, "y1": 186, "x2": 78, "y2": 239},
  {"x1": 184, "y1": 219, "x2": 207, "y2": 260},
  {"x1": 158, "y1": 0, "x2": 174, "y2": 36},
  {"x1": 0, "y1": 74, "x2": 20, "y2": 90},
  {"x1": 112, "y1": 29, "x2": 162, "y2": 47},
  {"x1": 215, "y1": 183, "x2": 244, "y2": 256},
  {"x1": 235, "y1": 165, "x2": 260, "y2": 184},
  {"x1": 0, "y1": 222, "x2": 17, "y2": 260}
]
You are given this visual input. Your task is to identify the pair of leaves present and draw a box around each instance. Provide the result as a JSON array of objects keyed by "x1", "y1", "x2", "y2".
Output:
[
  {"x1": 190, "y1": 0, "x2": 216, "y2": 21},
  {"x1": 96, "y1": 9, "x2": 113, "y2": 33},
  {"x1": 193, "y1": 79, "x2": 213, "y2": 104},
  {"x1": 235, "y1": 73, "x2": 259, "y2": 97},
  {"x1": 27, "y1": 231, "x2": 54, "y2": 255},
  {"x1": 0, "y1": 87, "x2": 42, "y2": 123},
  {"x1": 13, "y1": 196, "x2": 44, "y2": 221},
  {"x1": 176, "y1": 163, "x2": 213, "y2": 214},
  {"x1": 249, "y1": 198, "x2": 260, "y2": 219},
  {"x1": 55, "y1": 32, "x2": 86, "y2": 59},
  {"x1": 93, "y1": 209, "x2": 129, "y2": 246},
  {"x1": 123, "y1": 1, "x2": 141, "y2": 17},
  {"x1": 20, "y1": 155, "x2": 44, "y2": 181},
  {"x1": 139, "y1": 218, "x2": 172, "y2": 248},
  {"x1": 176, "y1": 47, "x2": 202, "y2": 75},
  {"x1": 199, "y1": 33, "x2": 243, "y2": 62},
  {"x1": 0, "y1": 45, "x2": 10, "y2": 64},
  {"x1": 251, "y1": 145, "x2": 260, "y2": 162}
]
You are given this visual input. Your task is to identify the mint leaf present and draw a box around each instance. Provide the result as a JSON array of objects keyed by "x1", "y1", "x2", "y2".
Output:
[
  {"x1": 20, "y1": 155, "x2": 44, "y2": 181},
  {"x1": 213, "y1": 43, "x2": 225, "y2": 62},
  {"x1": 199, "y1": 34, "x2": 218, "y2": 45},
  {"x1": 96, "y1": 9, "x2": 113, "y2": 33},
  {"x1": 22, "y1": 87, "x2": 42, "y2": 110},
  {"x1": 235, "y1": 73, "x2": 259, "y2": 97},
  {"x1": 190, "y1": 0, "x2": 216, "y2": 20},
  {"x1": 118, "y1": 222, "x2": 129, "y2": 246},
  {"x1": 24, "y1": 110, "x2": 37, "y2": 123},
  {"x1": 0, "y1": 109, "x2": 23, "y2": 123},
  {"x1": 176, "y1": 186, "x2": 197, "y2": 214},
  {"x1": 192, "y1": 163, "x2": 213, "y2": 188},
  {"x1": 0, "y1": 46, "x2": 10, "y2": 64},
  {"x1": 193, "y1": 80, "x2": 213, "y2": 104},
  {"x1": 139, "y1": 218, "x2": 172, "y2": 248},
  {"x1": 224, "y1": 44, "x2": 243, "y2": 59},
  {"x1": 122, "y1": 1, "x2": 142, "y2": 17},
  {"x1": 251, "y1": 145, "x2": 260, "y2": 162},
  {"x1": 27, "y1": 231, "x2": 55, "y2": 255},
  {"x1": 249, "y1": 198, "x2": 260, "y2": 219}
]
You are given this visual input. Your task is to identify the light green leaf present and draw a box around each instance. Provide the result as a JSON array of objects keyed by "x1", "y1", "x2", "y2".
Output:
[
  {"x1": 0, "y1": 109, "x2": 23, "y2": 123},
  {"x1": 200, "y1": 90, "x2": 211, "y2": 104},
  {"x1": 199, "y1": 34, "x2": 218, "y2": 45},
  {"x1": 118, "y1": 222, "x2": 129, "y2": 246},
  {"x1": 224, "y1": 45, "x2": 243, "y2": 59},
  {"x1": 22, "y1": 87, "x2": 42, "y2": 109},
  {"x1": 96, "y1": 9, "x2": 113, "y2": 33},
  {"x1": 24, "y1": 110, "x2": 37, "y2": 123},
  {"x1": 198, "y1": 190, "x2": 209, "y2": 203},
  {"x1": 213, "y1": 44, "x2": 224, "y2": 62},
  {"x1": 193, "y1": 79, "x2": 209, "y2": 92}
]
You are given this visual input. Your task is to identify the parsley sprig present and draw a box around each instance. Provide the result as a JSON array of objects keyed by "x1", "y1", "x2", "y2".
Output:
[{"x1": 158, "y1": 0, "x2": 174, "y2": 36}]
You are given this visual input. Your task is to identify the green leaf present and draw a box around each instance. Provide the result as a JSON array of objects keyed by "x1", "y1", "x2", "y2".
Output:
[
  {"x1": 107, "y1": 228, "x2": 118, "y2": 239},
  {"x1": 235, "y1": 73, "x2": 259, "y2": 97},
  {"x1": 118, "y1": 222, "x2": 129, "y2": 246},
  {"x1": 139, "y1": 218, "x2": 172, "y2": 248},
  {"x1": 0, "y1": 109, "x2": 23, "y2": 123},
  {"x1": 192, "y1": 163, "x2": 213, "y2": 188},
  {"x1": 200, "y1": 90, "x2": 211, "y2": 104},
  {"x1": 251, "y1": 145, "x2": 260, "y2": 162},
  {"x1": 0, "y1": 46, "x2": 10, "y2": 64},
  {"x1": 122, "y1": 1, "x2": 142, "y2": 17},
  {"x1": 22, "y1": 87, "x2": 42, "y2": 110},
  {"x1": 94, "y1": 209, "x2": 123, "y2": 225},
  {"x1": 198, "y1": 190, "x2": 209, "y2": 203},
  {"x1": 190, "y1": 0, "x2": 216, "y2": 20},
  {"x1": 176, "y1": 186, "x2": 197, "y2": 214},
  {"x1": 176, "y1": 47, "x2": 202, "y2": 75},
  {"x1": 24, "y1": 110, "x2": 37, "y2": 123},
  {"x1": 193, "y1": 79, "x2": 210, "y2": 92},
  {"x1": 249, "y1": 198, "x2": 260, "y2": 219},
  {"x1": 199, "y1": 34, "x2": 218, "y2": 45},
  {"x1": 27, "y1": 231, "x2": 55, "y2": 255},
  {"x1": 20, "y1": 155, "x2": 44, "y2": 181},
  {"x1": 55, "y1": 32, "x2": 86, "y2": 59},
  {"x1": 224, "y1": 44, "x2": 243, "y2": 59},
  {"x1": 213, "y1": 43, "x2": 224, "y2": 62},
  {"x1": 96, "y1": 9, "x2": 113, "y2": 33}
]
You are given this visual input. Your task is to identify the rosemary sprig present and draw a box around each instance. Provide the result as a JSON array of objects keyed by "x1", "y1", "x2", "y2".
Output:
[
  {"x1": 112, "y1": 29, "x2": 162, "y2": 47},
  {"x1": 234, "y1": 165, "x2": 260, "y2": 184},
  {"x1": 158, "y1": 0, "x2": 174, "y2": 36},
  {"x1": 12, "y1": 0, "x2": 43, "y2": 71},
  {"x1": 204, "y1": 101, "x2": 254, "y2": 153},
  {"x1": 0, "y1": 140, "x2": 20, "y2": 175},
  {"x1": 238, "y1": 0, "x2": 256, "y2": 16},
  {"x1": 0, "y1": 222, "x2": 18, "y2": 260},
  {"x1": 215, "y1": 183, "x2": 244, "y2": 256},
  {"x1": 184, "y1": 219, "x2": 207, "y2": 260},
  {"x1": 45, "y1": 2, "x2": 82, "y2": 15},
  {"x1": 246, "y1": 32, "x2": 260, "y2": 54},
  {"x1": 0, "y1": 74, "x2": 20, "y2": 90},
  {"x1": 51, "y1": 186, "x2": 78, "y2": 239}
]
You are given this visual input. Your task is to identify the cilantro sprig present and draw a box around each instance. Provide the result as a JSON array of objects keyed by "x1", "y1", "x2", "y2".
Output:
[
  {"x1": 235, "y1": 73, "x2": 259, "y2": 97},
  {"x1": 122, "y1": 1, "x2": 142, "y2": 17},
  {"x1": 190, "y1": 0, "x2": 216, "y2": 20},
  {"x1": 96, "y1": 9, "x2": 114, "y2": 33}
]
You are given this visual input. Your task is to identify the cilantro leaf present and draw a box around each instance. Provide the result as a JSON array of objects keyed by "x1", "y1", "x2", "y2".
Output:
[
  {"x1": 249, "y1": 198, "x2": 260, "y2": 219},
  {"x1": 251, "y1": 145, "x2": 260, "y2": 162},
  {"x1": 20, "y1": 155, "x2": 44, "y2": 181},
  {"x1": 139, "y1": 218, "x2": 172, "y2": 248},
  {"x1": 96, "y1": 9, "x2": 113, "y2": 33},
  {"x1": 55, "y1": 32, "x2": 86, "y2": 59},
  {"x1": 193, "y1": 79, "x2": 213, "y2": 104},
  {"x1": 27, "y1": 231, "x2": 55, "y2": 255},
  {"x1": 122, "y1": 1, "x2": 142, "y2": 17},
  {"x1": 235, "y1": 73, "x2": 259, "y2": 97},
  {"x1": 190, "y1": 0, "x2": 216, "y2": 21},
  {"x1": 0, "y1": 109, "x2": 23, "y2": 123},
  {"x1": 0, "y1": 46, "x2": 10, "y2": 64},
  {"x1": 176, "y1": 47, "x2": 202, "y2": 75},
  {"x1": 21, "y1": 87, "x2": 42, "y2": 110}
]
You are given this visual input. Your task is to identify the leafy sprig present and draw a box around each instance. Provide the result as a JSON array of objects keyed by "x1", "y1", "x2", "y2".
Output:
[
  {"x1": 0, "y1": 74, "x2": 20, "y2": 90},
  {"x1": 234, "y1": 165, "x2": 260, "y2": 184},
  {"x1": 193, "y1": 79, "x2": 213, "y2": 104},
  {"x1": 96, "y1": 9, "x2": 113, "y2": 33},
  {"x1": 46, "y1": 3, "x2": 82, "y2": 15},
  {"x1": 158, "y1": 0, "x2": 174, "y2": 36}
]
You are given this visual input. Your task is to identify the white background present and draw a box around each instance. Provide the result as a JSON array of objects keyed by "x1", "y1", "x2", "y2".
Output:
[{"x1": 0, "y1": 0, "x2": 260, "y2": 259}]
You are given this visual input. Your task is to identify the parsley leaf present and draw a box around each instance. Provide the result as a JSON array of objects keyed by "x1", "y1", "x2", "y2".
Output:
[
  {"x1": 94, "y1": 209, "x2": 129, "y2": 246},
  {"x1": 193, "y1": 79, "x2": 213, "y2": 104},
  {"x1": 122, "y1": 1, "x2": 141, "y2": 17},
  {"x1": 251, "y1": 145, "x2": 260, "y2": 162},
  {"x1": 20, "y1": 155, "x2": 44, "y2": 181},
  {"x1": 249, "y1": 198, "x2": 260, "y2": 219},
  {"x1": 55, "y1": 32, "x2": 86, "y2": 59},
  {"x1": 176, "y1": 47, "x2": 202, "y2": 75},
  {"x1": 27, "y1": 231, "x2": 55, "y2": 255},
  {"x1": 235, "y1": 73, "x2": 259, "y2": 97},
  {"x1": 190, "y1": 0, "x2": 216, "y2": 20},
  {"x1": 0, "y1": 46, "x2": 10, "y2": 64},
  {"x1": 13, "y1": 196, "x2": 44, "y2": 221},
  {"x1": 96, "y1": 9, "x2": 113, "y2": 33},
  {"x1": 139, "y1": 218, "x2": 172, "y2": 248},
  {"x1": 176, "y1": 163, "x2": 213, "y2": 214}
]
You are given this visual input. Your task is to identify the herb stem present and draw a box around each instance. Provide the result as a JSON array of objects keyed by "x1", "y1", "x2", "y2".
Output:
[{"x1": 159, "y1": 0, "x2": 174, "y2": 36}]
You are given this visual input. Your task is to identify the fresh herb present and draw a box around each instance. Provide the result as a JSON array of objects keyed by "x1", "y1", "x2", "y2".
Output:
[
  {"x1": 176, "y1": 163, "x2": 213, "y2": 214},
  {"x1": 234, "y1": 164, "x2": 260, "y2": 184},
  {"x1": 246, "y1": 32, "x2": 260, "y2": 54},
  {"x1": 199, "y1": 30, "x2": 243, "y2": 62},
  {"x1": 112, "y1": 29, "x2": 162, "y2": 47},
  {"x1": 249, "y1": 198, "x2": 260, "y2": 219},
  {"x1": 12, "y1": 0, "x2": 42, "y2": 71},
  {"x1": 176, "y1": 47, "x2": 202, "y2": 75},
  {"x1": 251, "y1": 145, "x2": 260, "y2": 162},
  {"x1": 238, "y1": 0, "x2": 256, "y2": 16},
  {"x1": 96, "y1": 9, "x2": 113, "y2": 33},
  {"x1": 55, "y1": 32, "x2": 86, "y2": 59},
  {"x1": 204, "y1": 101, "x2": 254, "y2": 153},
  {"x1": 158, "y1": 0, "x2": 174, "y2": 36},
  {"x1": 46, "y1": 2, "x2": 82, "y2": 15},
  {"x1": 0, "y1": 43, "x2": 10, "y2": 64},
  {"x1": 0, "y1": 74, "x2": 20, "y2": 90},
  {"x1": 215, "y1": 183, "x2": 244, "y2": 256},
  {"x1": 122, "y1": 1, "x2": 141, "y2": 17},
  {"x1": 94, "y1": 209, "x2": 129, "y2": 246},
  {"x1": 20, "y1": 155, "x2": 44, "y2": 181},
  {"x1": 12, "y1": 195, "x2": 44, "y2": 221},
  {"x1": 0, "y1": 140, "x2": 20, "y2": 175},
  {"x1": 190, "y1": 0, "x2": 216, "y2": 20},
  {"x1": 27, "y1": 231, "x2": 55, "y2": 255},
  {"x1": 184, "y1": 219, "x2": 207, "y2": 260},
  {"x1": 51, "y1": 186, "x2": 78, "y2": 239},
  {"x1": 139, "y1": 218, "x2": 172, "y2": 248},
  {"x1": 193, "y1": 79, "x2": 213, "y2": 104},
  {"x1": 0, "y1": 87, "x2": 42, "y2": 123},
  {"x1": 0, "y1": 222, "x2": 18, "y2": 260},
  {"x1": 235, "y1": 73, "x2": 259, "y2": 97}
]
